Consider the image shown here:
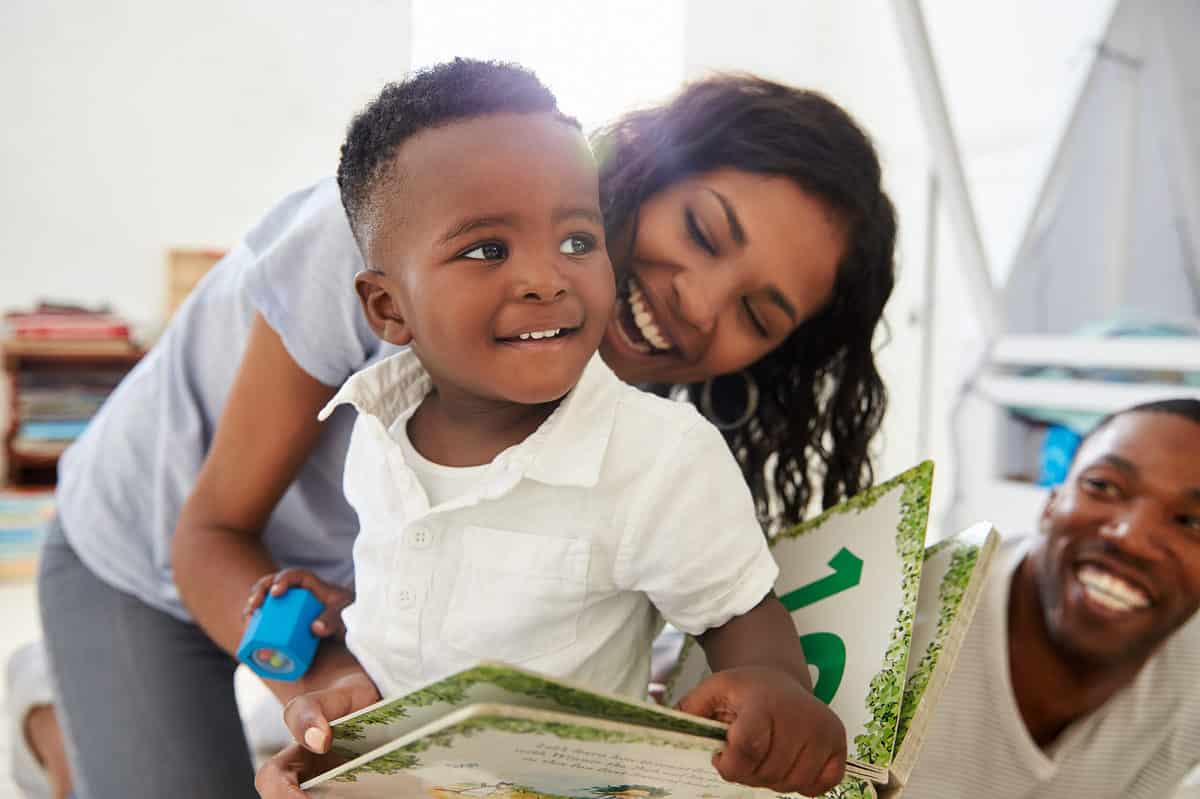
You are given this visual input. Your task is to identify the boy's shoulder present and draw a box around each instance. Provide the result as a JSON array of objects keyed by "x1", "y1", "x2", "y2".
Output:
[
  {"x1": 601, "y1": 380, "x2": 734, "y2": 476},
  {"x1": 609, "y1": 380, "x2": 708, "y2": 437}
]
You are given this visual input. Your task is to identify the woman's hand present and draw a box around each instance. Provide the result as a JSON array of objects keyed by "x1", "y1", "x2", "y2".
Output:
[{"x1": 243, "y1": 568, "x2": 354, "y2": 639}]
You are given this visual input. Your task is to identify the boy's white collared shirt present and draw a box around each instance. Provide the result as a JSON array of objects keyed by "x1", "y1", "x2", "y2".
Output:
[{"x1": 320, "y1": 350, "x2": 778, "y2": 700}]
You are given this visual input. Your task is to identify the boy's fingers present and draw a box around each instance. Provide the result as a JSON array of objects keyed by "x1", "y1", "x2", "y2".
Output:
[
  {"x1": 715, "y1": 712, "x2": 772, "y2": 786},
  {"x1": 270, "y1": 568, "x2": 311, "y2": 596},
  {"x1": 676, "y1": 672, "x2": 738, "y2": 723},
  {"x1": 311, "y1": 607, "x2": 346, "y2": 638},
  {"x1": 282, "y1": 696, "x2": 331, "y2": 753},
  {"x1": 284, "y1": 688, "x2": 357, "y2": 753},
  {"x1": 812, "y1": 751, "x2": 846, "y2": 793},
  {"x1": 255, "y1": 744, "x2": 310, "y2": 799},
  {"x1": 751, "y1": 726, "x2": 800, "y2": 789}
]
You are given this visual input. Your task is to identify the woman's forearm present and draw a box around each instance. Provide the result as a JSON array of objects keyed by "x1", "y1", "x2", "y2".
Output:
[{"x1": 172, "y1": 512, "x2": 277, "y2": 657}]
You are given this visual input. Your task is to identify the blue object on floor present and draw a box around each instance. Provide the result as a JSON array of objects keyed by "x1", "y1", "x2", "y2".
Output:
[
  {"x1": 1038, "y1": 425, "x2": 1082, "y2": 487},
  {"x1": 237, "y1": 587, "x2": 324, "y2": 681}
]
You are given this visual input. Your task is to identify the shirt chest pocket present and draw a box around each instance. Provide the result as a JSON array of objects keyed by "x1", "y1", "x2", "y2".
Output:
[{"x1": 442, "y1": 526, "x2": 590, "y2": 664}]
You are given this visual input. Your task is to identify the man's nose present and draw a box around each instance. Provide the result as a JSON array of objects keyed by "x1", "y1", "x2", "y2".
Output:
[{"x1": 1100, "y1": 500, "x2": 1166, "y2": 558}]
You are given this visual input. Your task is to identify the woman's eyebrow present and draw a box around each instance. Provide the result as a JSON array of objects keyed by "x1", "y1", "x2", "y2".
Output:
[{"x1": 705, "y1": 189, "x2": 746, "y2": 246}]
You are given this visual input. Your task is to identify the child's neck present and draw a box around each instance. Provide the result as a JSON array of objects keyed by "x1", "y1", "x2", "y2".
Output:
[{"x1": 406, "y1": 387, "x2": 561, "y2": 468}]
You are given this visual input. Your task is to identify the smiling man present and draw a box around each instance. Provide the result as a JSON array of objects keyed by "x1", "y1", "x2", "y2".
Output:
[{"x1": 904, "y1": 399, "x2": 1200, "y2": 798}]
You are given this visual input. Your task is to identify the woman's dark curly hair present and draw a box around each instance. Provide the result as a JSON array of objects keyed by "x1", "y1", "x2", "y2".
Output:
[{"x1": 593, "y1": 74, "x2": 897, "y2": 525}]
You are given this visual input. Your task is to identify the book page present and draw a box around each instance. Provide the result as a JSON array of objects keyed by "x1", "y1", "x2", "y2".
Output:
[
  {"x1": 307, "y1": 704, "x2": 878, "y2": 799},
  {"x1": 888, "y1": 523, "x2": 1000, "y2": 787},
  {"x1": 665, "y1": 463, "x2": 932, "y2": 776},
  {"x1": 328, "y1": 664, "x2": 727, "y2": 762}
]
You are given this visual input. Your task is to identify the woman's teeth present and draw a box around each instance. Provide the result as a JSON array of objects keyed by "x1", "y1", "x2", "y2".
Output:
[
  {"x1": 1077, "y1": 565, "x2": 1151, "y2": 612},
  {"x1": 517, "y1": 328, "x2": 563, "y2": 341},
  {"x1": 627, "y1": 281, "x2": 672, "y2": 352}
]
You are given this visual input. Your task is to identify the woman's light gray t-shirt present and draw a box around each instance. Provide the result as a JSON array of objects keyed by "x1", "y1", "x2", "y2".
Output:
[{"x1": 56, "y1": 179, "x2": 385, "y2": 621}]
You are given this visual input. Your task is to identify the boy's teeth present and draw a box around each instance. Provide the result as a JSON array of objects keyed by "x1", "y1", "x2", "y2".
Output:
[
  {"x1": 1077, "y1": 565, "x2": 1151, "y2": 611},
  {"x1": 517, "y1": 328, "x2": 561, "y2": 341},
  {"x1": 627, "y1": 281, "x2": 672, "y2": 351}
]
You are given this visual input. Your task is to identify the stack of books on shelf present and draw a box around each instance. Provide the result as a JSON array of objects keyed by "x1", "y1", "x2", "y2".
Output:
[
  {"x1": 3, "y1": 303, "x2": 142, "y2": 485},
  {"x1": 4, "y1": 304, "x2": 137, "y2": 356},
  {"x1": 0, "y1": 490, "x2": 54, "y2": 579},
  {"x1": 12, "y1": 367, "x2": 126, "y2": 460}
]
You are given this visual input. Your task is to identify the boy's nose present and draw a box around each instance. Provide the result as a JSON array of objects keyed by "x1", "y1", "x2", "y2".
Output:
[{"x1": 512, "y1": 259, "x2": 569, "y2": 302}]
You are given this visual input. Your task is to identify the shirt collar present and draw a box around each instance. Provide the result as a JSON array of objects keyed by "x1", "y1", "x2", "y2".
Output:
[{"x1": 319, "y1": 348, "x2": 621, "y2": 489}]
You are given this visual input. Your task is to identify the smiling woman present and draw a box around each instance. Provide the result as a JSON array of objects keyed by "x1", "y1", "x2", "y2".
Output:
[{"x1": 594, "y1": 75, "x2": 897, "y2": 524}]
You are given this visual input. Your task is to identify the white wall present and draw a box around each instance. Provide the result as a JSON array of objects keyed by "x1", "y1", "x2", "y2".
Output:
[{"x1": 0, "y1": 0, "x2": 413, "y2": 326}]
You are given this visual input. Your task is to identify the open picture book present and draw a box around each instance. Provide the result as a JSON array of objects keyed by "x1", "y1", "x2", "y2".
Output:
[{"x1": 299, "y1": 462, "x2": 1000, "y2": 799}]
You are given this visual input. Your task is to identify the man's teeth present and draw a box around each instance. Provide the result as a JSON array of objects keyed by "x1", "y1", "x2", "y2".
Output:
[
  {"x1": 517, "y1": 328, "x2": 562, "y2": 341},
  {"x1": 1078, "y1": 565, "x2": 1151, "y2": 612},
  {"x1": 628, "y1": 281, "x2": 672, "y2": 352}
]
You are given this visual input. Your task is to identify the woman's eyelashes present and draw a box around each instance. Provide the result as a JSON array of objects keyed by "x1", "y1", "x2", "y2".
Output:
[
  {"x1": 742, "y1": 297, "x2": 770, "y2": 337},
  {"x1": 685, "y1": 208, "x2": 717, "y2": 256}
]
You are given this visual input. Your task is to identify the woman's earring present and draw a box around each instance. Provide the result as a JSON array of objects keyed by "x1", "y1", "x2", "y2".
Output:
[{"x1": 700, "y1": 371, "x2": 760, "y2": 430}]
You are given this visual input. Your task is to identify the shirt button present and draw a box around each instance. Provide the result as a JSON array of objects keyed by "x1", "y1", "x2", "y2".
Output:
[
  {"x1": 395, "y1": 587, "x2": 417, "y2": 607},
  {"x1": 408, "y1": 526, "x2": 431, "y2": 549}
]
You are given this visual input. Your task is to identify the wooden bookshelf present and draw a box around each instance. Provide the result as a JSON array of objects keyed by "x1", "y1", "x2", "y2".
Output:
[{"x1": 2, "y1": 340, "x2": 143, "y2": 486}]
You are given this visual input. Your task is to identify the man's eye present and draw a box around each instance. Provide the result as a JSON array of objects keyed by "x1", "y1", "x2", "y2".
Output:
[
  {"x1": 1178, "y1": 514, "x2": 1200, "y2": 534},
  {"x1": 1083, "y1": 477, "x2": 1121, "y2": 498},
  {"x1": 462, "y1": 242, "x2": 507, "y2": 261},
  {"x1": 560, "y1": 235, "x2": 595, "y2": 255}
]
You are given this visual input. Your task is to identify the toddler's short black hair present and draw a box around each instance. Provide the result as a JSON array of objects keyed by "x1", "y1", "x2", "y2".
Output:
[{"x1": 337, "y1": 58, "x2": 577, "y2": 246}]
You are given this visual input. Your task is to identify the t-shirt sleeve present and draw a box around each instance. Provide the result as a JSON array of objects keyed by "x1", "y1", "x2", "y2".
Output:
[
  {"x1": 242, "y1": 181, "x2": 379, "y2": 387},
  {"x1": 614, "y1": 418, "x2": 779, "y2": 636}
]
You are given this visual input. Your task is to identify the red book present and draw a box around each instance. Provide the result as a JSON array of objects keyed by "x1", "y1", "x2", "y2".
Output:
[{"x1": 5, "y1": 314, "x2": 130, "y2": 340}]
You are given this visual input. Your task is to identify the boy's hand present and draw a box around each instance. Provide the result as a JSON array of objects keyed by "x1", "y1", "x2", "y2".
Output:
[
  {"x1": 243, "y1": 568, "x2": 355, "y2": 638},
  {"x1": 679, "y1": 666, "x2": 847, "y2": 796},
  {"x1": 284, "y1": 672, "x2": 381, "y2": 754},
  {"x1": 256, "y1": 671, "x2": 381, "y2": 798}
]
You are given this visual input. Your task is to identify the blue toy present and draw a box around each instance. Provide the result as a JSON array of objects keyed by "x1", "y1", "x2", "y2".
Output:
[
  {"x1": 1038, "y1": 425, "x2": 1082, "y2": 487},
  {"x1": 237, "y1": 587, "x2": 325, "y2": 681}
]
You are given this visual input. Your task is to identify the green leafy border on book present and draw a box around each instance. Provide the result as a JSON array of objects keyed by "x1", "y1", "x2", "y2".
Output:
[
  {"x1": 332, "y1": 713, "x2": 719, "y2": 783},
  {"x1": 824, "y1": 777, "x2": 876, "y2": 799},
  {"x1": 892, "y1": 540, "x2": 979, "y2": 746},
  {"x1": 772, "y1": 461, "x2": 931, "y2": 766},
  {"x1": 332, "y1": 665, "x2": 725, "y2": 746}
]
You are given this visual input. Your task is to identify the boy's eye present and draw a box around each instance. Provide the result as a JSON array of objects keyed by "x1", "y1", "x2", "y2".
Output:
[
  {"x1": 461, "y1": 242, "x2": 507, "y2": 261},
  {"x1": 560, "y1": 234, "x2": 595, "y2": 256}
]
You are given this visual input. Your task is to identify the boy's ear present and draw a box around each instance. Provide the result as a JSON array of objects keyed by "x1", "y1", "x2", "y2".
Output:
[{"x1": 355, "y1": 270, "x2": 413, "y2": 347}]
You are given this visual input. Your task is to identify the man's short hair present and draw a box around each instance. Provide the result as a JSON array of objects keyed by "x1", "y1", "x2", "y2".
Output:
[{"x1": 1073, "y1": 398, "x2": 1200, "y2": 465}]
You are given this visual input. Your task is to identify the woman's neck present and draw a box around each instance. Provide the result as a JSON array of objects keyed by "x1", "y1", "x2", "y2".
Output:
[{"x1": 406, "y1": 387, "x2": 559, "y2": 468}]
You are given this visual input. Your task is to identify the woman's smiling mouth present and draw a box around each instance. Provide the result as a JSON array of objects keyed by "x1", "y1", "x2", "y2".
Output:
[{"x1": 614, "y1": 277, "x2": 677, "y2": 355}]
